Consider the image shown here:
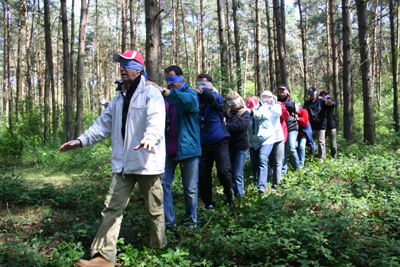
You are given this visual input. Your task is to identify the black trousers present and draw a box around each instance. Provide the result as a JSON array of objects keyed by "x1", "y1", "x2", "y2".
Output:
[{"x1": 198, "y1": 138, "x2": 233, "y2": 207}]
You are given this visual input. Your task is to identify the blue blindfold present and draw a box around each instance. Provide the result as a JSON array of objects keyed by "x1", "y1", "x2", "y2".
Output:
[
  {"x1": 120, "y1": 60, "x2": 149, "y2": 81},
  {"x1": 165, "y1": 75, "x2": 184, "y2": 84}
]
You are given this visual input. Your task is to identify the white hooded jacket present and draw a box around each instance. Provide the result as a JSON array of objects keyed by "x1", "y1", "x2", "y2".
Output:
[{"x1": 77, "y1": 76, "x2": 166, "y2": 175}]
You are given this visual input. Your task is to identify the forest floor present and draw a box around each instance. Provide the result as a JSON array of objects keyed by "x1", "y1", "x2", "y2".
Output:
[{"x1": 1, "y1": 135, "x2": 400, "y2": 266}]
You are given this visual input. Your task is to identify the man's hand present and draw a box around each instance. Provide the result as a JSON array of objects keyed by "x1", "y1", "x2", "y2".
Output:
[
  {"x1": 59, "y1": 140, "x2": 81, "y2": 152},
  {"x1": 134, "y1": 138, "x2": 157, "y2": 153},
  {"x1": 226, "y1": 108, "x2": 232, "y2": 117},
  {"x1": 237, "y1": 108, "x2": 249, "y2": 117},
  {"x1": 146, "y1": 80, "x2": 160, "y2": 90},
  {"x1": 193, "y1": 88, "x2": 203, "y2": 94},
  {"x1": 326, "y1": 99, "x2": 333, "y2": 105},
  {"x1": 146, "y1": 80, "x2": 170, "y2": 96}
]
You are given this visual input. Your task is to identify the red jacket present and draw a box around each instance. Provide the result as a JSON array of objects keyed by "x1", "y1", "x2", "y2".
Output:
[
  {"x1": 297, "y1": 108, "x2": 310, "y2": 136},
  {"x1": 278, "y1": 102, "x2": 290, "y2": 143}
]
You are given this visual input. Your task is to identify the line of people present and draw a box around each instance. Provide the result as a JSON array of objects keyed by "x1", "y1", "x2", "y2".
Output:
[{"x1": 59, "y1": 50, "x2": 337, "y2": 267}]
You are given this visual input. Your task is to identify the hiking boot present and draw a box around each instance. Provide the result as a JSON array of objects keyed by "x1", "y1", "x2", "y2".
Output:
[
  {"x1": 75, "y1": 256, "x2": 114, "y2": 267},
  {"x1": 258, "y1": 189, "x2": 265, "y2": 194},
  {"x1": 205, "y1": 204, "x2": 214, "y2": 210}
]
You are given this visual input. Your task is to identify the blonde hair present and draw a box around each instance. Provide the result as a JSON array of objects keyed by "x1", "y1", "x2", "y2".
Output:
[{"x1": 226, "y1": 91, "x2": 245, "y2": 107}]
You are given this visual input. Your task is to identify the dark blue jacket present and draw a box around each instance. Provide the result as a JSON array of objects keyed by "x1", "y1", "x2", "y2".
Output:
[
  {"x1": 198, "y1": 89, "x2": 230, "y2": 146},
  {"x1": 165, "y1": 83, "x2": 201, "y2": 160}
]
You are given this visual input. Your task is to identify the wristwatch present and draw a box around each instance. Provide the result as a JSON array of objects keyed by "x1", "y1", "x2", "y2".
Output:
[{"x1": 162, "y1": 87, "x2": 167, "y2": 95}]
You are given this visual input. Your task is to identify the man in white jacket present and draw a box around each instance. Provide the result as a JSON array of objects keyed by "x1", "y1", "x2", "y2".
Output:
[{"x1": 59, "y1": 50, "x2": 166, "y2": 267}]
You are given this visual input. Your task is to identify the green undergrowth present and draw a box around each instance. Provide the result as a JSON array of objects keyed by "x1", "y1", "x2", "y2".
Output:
[{"x1": 1, "y1": 134, "x2": 400, "y2": 266}]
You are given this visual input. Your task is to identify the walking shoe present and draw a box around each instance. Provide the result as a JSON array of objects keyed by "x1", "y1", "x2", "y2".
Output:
[
  {"x1": 166, "y1": 223, "x2": 176, "y2": 230},
  {"x1": 258, "y1": 189, "x2": 265, "y2": 194},
  {"x1": 75, "y1": 256, "x2": 114, "y2": 267},
  {"x1": 319, "y1": 159, "x2": 324, "y2": 164},
  {"x1": 205, "y1": 204, "x2": 214, "y2": 210},
  {"x1": 272, "y1": 184, "x2": 278, "y2": 190}
]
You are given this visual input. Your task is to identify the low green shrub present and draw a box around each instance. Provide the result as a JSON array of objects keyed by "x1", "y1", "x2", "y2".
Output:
[{"x1": 0, "y1": 128, "x2": 24, "y2": 166}]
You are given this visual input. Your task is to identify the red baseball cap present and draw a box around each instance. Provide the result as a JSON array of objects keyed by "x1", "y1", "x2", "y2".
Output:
[
  {"x1": 246, "y1": 96, "x2": 259, "y2": 110},
  {"x1": 113, "y1": 50, "x2": 144, "y2": 67}
]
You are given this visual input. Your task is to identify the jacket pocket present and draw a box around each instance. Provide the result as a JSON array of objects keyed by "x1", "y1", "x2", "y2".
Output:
[{"x1": 180, "y1": 131, "x2": 195, "y2": 157}]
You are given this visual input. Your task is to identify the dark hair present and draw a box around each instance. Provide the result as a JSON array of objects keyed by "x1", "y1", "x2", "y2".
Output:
[
  {"x1": 165, "y1": 65, "x2": 183, "y2": 76},
  {"x1": 278, "y1": 84, "x2": 290, "y2": 92},
  {"x1": 196, "y1": 73, "x2": 213, "y2": 83},
  {"x1": 319, "y1": 90, "x2": 328, "y2": 97}
]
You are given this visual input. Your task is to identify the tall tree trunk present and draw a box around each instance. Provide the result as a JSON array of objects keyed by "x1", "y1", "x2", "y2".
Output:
[
  {"x1": 372, "y1": 0, "x2": 378, "y2": 89},
  {"x1": 170, "y1": 0, "x2": 176, "y2": 65},
  {"x1": 342, "y1": 0, "x2": 353, "y2": 139},
  {"x1": 116, "y1": 0, "x2": 121, "y2": 79},
  {"x1": 325, "y1": 0, "x2": 331, "y2": 94},
  {"x1": 130, "y1": 0, "x2": 135, "y2": 49},
  {"x1": 377, "y1": 6, "x2": 382, "y2": 108},
  {"x1": 194, "y1": 13, "x2": 200, "y2": 75},
  {"x1": 255, "y1": 0, "x2": 262, "y2": 96},
  {"x1": 298, "y1": 0, "x2": 308, "y2": 101},
  {"x1": 226, "y1": 0, "x2": 234, "y2": 87},
  {"x1": 265, "y1": 0, "x2": 274, "y2": 94},
  {"x1": 70, "y1": 0, "x2": 76, "y2": 108},
  {"x1": 96, "y1": 0, "x2": 102, "y2": 115},
  {"x1": 244, "y1": 29, "x2": 250, "y2": 95},
  {"x1": 37, "y1": 7, "x2": 43, "y2": 107},
  {"x1": 273, "y1": 9, "x2": 280, "y2": 88},
  {"x1": 75, "y1": 0, "x2": 91, "y2": 138},
  {"x1": 2, "y1": 1, "x2": 8, "y2": 117},
  {"x1": 390, "y1": 0, "x2": 399, "y2": 132},
  {"x1": 57, "y1": 8, "x2": 62, "y2": 110},
  {"x1": 61, "y1": 0, "x2": 73, "y2": 141},
  {"x1": 180, "y1": 0, "x2": 191, "y2": 83},
  {"x1": 7, "y1": 0, "x2": 12, "y2": 130},
  {"x1": 232, "y1": 0, "x2": 241, "y2": 94},
  {"x1": 90, "y1": 36, "x2": 95, "y2": 112},
  {"x1": 16, "y1": 0, "x2": 23, "y2": 119},
  {"x1": 145, "y1": 0, "x2": 163, "y2": 85},
  {"x1": 121, "y1": 0, "x2": 127, "y2": 51},
  {"x1": 281, "y1": 0, "x2": 286, "y2": 54},
  {"x1": 273, "y1": 0, "x2": 288, "y2": 86},
  {"x1": 134, "y1": 1, "x2": 141, "y2": 50},
  {"x1": 200, "y1": 0, "x2": 206, "y2": 72},
  {"x1": 355, "y1": 0, "x2": 377, "y2": 144},
  {"x1": 329, "y1": 0, "x2": 340, "y2": 130},
  {"x1": 217, "y1": 0, "x2": 229, "y2": 95},
  {"x1": 44, "y1": 0, "x2": 56, "y2": 141}
]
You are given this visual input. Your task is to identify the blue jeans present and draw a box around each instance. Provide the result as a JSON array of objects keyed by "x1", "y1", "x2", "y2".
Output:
[
  {"x1": 250, "y1": 144, "x2": 273, "y2": 191},
  {"x1": 162, "y1": 156, "x2": 199, "y2": 227},
  {"x1": 282, "y1": 130, "x2": 300, "y2": 171},
  {"x1": 268, "y1": 140, "x2": 284, "y2": 186},
  {"x1": 229, "y1": 149, "x2": 248, "y2": 197},
  {"x1": 297, "y1": 135, "x2": 307, "y2": 167}
]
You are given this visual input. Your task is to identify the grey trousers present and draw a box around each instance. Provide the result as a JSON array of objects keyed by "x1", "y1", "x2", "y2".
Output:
[
  {"x1": 316, "y1": 130, "x2": 326, "y2": 159},
  {"x1": 316, "y1": 128, "x2": 337, "y2": 159},
  {"x1": 326, "y1": 128, "x2": 337, "y2": 158},
  {"x1": 90, "y1": 173, "x2": 166, "y2": 262}
]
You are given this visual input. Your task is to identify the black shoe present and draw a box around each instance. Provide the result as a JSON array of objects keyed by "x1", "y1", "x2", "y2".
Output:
[
  {"x1": 272, "y1": 184, "x2": 278, "y2": 190},
  {"x1": 205, "y1": 204, "x2": 214, "y2": 210},
  {"x1": 258, "y1": 189, "x2": 265, "y2": 194}
]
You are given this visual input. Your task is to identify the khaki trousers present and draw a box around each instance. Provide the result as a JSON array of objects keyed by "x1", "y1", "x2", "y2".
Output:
[{"x1": 90, "y1": 173, "x2": 166, "y2": 262}]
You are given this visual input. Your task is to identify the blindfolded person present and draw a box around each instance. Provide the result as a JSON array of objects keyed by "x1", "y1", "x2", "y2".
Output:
[{"x1": 59, "y1": 50, "x2": 167, "y2": 267}]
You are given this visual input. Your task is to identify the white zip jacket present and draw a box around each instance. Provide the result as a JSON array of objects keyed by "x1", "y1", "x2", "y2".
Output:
[{"x1": 77, "y1": 76, "x2": 166, "y2": 175}]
